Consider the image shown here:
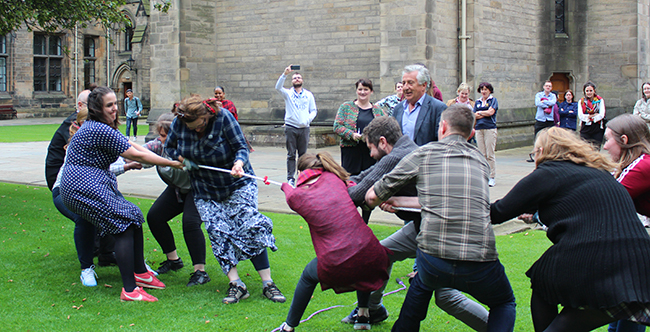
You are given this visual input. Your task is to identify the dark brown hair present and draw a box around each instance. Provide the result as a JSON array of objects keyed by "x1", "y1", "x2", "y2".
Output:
[
  {"x1": 87, "y1": 86, "x2": 119, "y2": 130},
  {"x1": 355, "y1": 78, "x2": 373, "y2": 91}
]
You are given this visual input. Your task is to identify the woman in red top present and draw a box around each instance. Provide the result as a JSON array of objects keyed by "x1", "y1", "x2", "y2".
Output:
[
  {"x1": 214, "y1": 85, "x2": 238, "y2": 120},
  {"x1": 277, "y1": 152, "x2": 391, "y2": 331}
]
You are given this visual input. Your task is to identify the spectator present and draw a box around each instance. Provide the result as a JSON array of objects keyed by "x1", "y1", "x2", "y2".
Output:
[
  {"x1": 633, "y1": 82, "x2": 650, "y2": 130},
  {"x1": 473, "y1": 82, "x2": 499, "y2": 187},
  {"x1": 578, "y1": 81, "x2": 606, "y2": 148},
  {"x1": 123, "y1": 89, "x2": 142, "y2": 141}
]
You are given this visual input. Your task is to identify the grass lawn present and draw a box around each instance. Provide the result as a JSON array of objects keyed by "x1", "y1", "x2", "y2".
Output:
[
  {"x1": 0, "y1": 182, "x2": 611, "y2": 331},
  {"x1": 0, "y1": 123, "x2": 150, "y2": 143}
]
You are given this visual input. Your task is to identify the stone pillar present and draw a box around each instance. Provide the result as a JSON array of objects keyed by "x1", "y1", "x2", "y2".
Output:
[{"x1": 146, "y1": 0, "x2": 182, "y2": 139}]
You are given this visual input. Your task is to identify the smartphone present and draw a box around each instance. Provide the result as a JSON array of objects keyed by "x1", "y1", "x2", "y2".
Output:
[{"x1": 290, "y1": 65, "x2": 300, "y2": 70}]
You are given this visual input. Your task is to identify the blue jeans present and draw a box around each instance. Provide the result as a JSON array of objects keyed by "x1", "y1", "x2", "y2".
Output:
[
  {"x1": 608, "y1": 320, "x2": 647, "y2": 332},
  {"x1": 392, "y1": 249, "x2": 516, "y2": 332},
  {"x1": 125, "y1": 117, "x2": 138, "y2": 137},
  {"x1": 53, "y1": 187, "x2": 96, "y2": 269}
]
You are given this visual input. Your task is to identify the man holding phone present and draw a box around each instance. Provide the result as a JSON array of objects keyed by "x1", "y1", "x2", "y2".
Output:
[{"x1": 275, "y1": 65, "x2": 318, "y2": 186}]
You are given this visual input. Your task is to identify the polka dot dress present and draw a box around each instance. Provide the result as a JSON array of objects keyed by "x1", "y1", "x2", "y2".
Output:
[{"x1": 60, "y1": 120, "x2": 143, "y2": 236}]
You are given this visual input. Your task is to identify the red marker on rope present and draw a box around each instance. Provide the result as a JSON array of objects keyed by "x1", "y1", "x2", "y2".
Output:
[{"x1": 198, "y1": 165, "x2": 282, "y2": 186}]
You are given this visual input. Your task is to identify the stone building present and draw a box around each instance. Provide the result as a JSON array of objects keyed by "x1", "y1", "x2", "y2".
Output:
[{"x1": 2, "y1": 0, "x2": 649, "y2": 148}]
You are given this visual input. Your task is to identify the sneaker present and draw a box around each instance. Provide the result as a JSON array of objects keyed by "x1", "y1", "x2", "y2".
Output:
[
  {"x1": 120, "y1": 286, "x2": 158, "y2": 302},
  {"x1": 135, "y1": 271, "x2": 166, "y2": 289},
  {"x1": 97, "y1": 252, "x2": 117, "y2": 266},
  {"x1": 342, "y1": 305, "x2": 389, "y2": 324},
  {"x1": 80, "y1": 266, "x2": 97, "y2": 287},
  {"x1": 278, "y1": 322, "x2": 295, "y2": 331},
  {"x1": 222, "y1": 282, "x2": 250, "y2": 304},
  {"x1": 155, "y1": 257, "x2": 184, "y2": 274},
  {"x1": 354, "y1": 315, "x2": 371, "y2": 330},
  {"x1": 187, "y1": 270, "x2": 211, "y2": 287},
  {"x1": 288, "y1": 179, "x2": 296, "y2": 187},
  {"x1": 488, "y1": 178, "x2": 496, "y2": 187},
  {"x1": 263, "y1": 282, "x2": 286, "y2": 303},
  {"x1": 145, "y1": 263, "x2": 158, "y2": 276},
  {"x1": 133, "y1": 136, "x2": 137, "y2": 141}
]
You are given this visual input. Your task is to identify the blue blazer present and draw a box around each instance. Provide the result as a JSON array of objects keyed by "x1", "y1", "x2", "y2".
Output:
[{"x1": 392, "y1": 94, "x2": 447, "y2": 146}]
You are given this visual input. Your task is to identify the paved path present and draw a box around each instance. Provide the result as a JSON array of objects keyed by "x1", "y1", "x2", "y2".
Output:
[{"x1": 0, "y1": 117, "x2": 539, "y2": 234}]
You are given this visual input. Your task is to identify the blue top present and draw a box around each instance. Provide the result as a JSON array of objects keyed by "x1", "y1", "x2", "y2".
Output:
[
  {"x1": 401, "y1": 94, "x2": 426, "y2": 140},
  {"x1": 124, "y1": 96, "x2": 142, "y2": 119},
  {"x1": 473, "y1": 95, "x2": 498, "y2": 130},
  {"x1": 535, "y1": 91, "x2": 556, "y2": 122},
  {"x1": 558, "y1": 101, "x2": 578, "y2": 130},
  {"x1": 60, "y1": 120, "x2": 142, "y2": 236},
  {"x1": 165, "y1": 109, "x2": 253, "y2": 201}
]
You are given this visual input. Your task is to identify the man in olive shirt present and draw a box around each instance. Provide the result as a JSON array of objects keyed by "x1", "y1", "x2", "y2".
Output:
[{"x1": 366, "y1": 104, "x2": 516, "y2": 331}]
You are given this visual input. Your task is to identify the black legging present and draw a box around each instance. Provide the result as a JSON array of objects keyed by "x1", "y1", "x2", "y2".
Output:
[
  {"x1": 147, "y1": 188, "x2": 206, "y2": 266},
  {"x1": 531, "y1": 291, "x2": 616, "y2": 332},
  {"x1": 113, "y1": 224, "x2": 147, "y2": 292}
]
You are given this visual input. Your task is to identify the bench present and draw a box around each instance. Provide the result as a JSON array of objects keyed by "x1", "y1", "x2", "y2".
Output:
[{"x1": 0, "y1": 104, "x2": 16, "y2": 119}]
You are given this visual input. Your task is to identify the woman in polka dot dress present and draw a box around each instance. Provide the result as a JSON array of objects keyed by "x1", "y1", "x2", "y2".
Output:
[{"x1": 60, "y1": 87, "x2": 183, "y2": 302}]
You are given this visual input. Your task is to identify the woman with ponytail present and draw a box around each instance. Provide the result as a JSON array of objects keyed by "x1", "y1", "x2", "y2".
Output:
[
  {"x1": 165, "y1": 95, "x2": 285, "y2": 304},
  {"x1": 277, "y1": 152, "x2": 391, "y2": 331}
]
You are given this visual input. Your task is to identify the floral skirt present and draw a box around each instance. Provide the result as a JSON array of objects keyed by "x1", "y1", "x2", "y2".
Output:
[{"x1": 195, "y1": 182, "x2": 277, "y2": 275}]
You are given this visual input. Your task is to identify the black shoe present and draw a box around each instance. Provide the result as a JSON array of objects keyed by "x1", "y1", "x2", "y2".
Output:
[
  {"x1": 97, "y1": 252, "x2": 117, "y2": 266},
  {"x1": 342, "y1": 305, "x2": 389, "y2": 324},
  {"x1": 222, "y1": 282, "x2": 250, "y2": 304},
  {"x1": 187, "y1": 270, "x2": 211, "y2": 286},
  {"x1": 155, "y1": 257, "x2": 184, "y2": 274},
  {"x1": 526, "y1": 153, "x2": 535, "y2": 162}
]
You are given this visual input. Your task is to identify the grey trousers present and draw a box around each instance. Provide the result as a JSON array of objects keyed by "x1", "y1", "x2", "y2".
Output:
[
  {"x1": 284, "y1": 125, "x2": 310, "y2": 181},
  {"x1": 371, "y1": 222, "x2": 490, "y2": 332}
]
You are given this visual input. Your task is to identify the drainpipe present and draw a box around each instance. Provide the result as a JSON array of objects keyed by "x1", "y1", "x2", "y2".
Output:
[
  {"x1": 459, "y1": 0, "x2": 470, "y2": 83},
  {"x1": 74, "y1": 25, "x2": 78, "y2": 99},
  {"x1": 106, "y1": 28, "x2": 110, "y2": 87}
]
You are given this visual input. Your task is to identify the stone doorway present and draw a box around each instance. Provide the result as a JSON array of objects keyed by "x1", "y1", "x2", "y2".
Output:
[{"x1": 550, "y1": 73, "x2": 571, "y2": 102}]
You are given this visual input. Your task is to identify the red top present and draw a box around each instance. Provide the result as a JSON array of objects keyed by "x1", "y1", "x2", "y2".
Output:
[
  {"x1": 618, "y1": 153, "x2": 650, "y2": 217},
  {"x1": 221, "y1": 99, "x2": 238, "y2": 121},
  {"x1": 282, "y1": 170, "x2": 391, "y2": 293}
]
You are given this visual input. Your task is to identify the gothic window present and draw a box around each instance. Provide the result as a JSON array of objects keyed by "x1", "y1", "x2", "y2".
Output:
[
  {"x1": 0, "y1": 35, "x2": 7, "y2": 91},
  {"x1": 84, "y1": 36, "x2": 96, "y2": 88},
  {"x1": 33, "y1": 34, "x2": 63, "y2": 92},
  {"x1": 555, "y1": 0, "x2": 566, "y2": 34},
  {"x1": 124, "y1": 24, "x2": 134, "y2": 52}
]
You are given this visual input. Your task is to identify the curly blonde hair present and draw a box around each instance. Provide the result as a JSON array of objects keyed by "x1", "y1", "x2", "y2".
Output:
[{"x1": 534, "y1": 127, "x2": 617, "y2": 172}]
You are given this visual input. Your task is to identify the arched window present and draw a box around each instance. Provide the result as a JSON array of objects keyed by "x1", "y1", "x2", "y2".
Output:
[{"x1": 124, "y1": 20, "x2": 134, "y2": 52}]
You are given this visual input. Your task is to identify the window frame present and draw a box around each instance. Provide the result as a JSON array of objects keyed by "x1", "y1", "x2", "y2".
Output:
[
  {"x1": 83, "y1": 36, "x2": 97, "y2": 88},
  {"x1": 0, "y1": 35, "x2": 7, "y2": 92},
  {"x1": 33, "y1": 33, "x2": 64, "y2": 92}
]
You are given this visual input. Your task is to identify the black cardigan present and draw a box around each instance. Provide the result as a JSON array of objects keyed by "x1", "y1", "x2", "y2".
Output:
[{"x1": 491, "y1": 161, "x2": 650, "y2": 309}]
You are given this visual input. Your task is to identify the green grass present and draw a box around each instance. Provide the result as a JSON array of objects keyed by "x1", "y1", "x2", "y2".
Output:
[
  {"x1": 0, "y1": 123, "x2": 150, "y2": 143},
  {"x1": 0, "y1": 182, "x2": 610, "y2": 331}
]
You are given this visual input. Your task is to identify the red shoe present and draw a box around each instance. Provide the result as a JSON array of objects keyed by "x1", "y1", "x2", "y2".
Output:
[
  {"x1": 134, "y1": 271, "x2": 166, "y2": 289},
  {"x1": 120, "y1": 287, "x2": 158, "y2": 302}
]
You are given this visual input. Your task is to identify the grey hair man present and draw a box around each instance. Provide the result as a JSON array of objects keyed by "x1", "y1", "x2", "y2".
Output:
[{"x1": 391, "y1": 64, "x2": 447, "y2": 146}]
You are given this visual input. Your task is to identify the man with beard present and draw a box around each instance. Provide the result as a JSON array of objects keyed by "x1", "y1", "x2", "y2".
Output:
[
  {"x1": 275, "y1": 65, "x2": 318, "y2": 186},
  {"x1": 392, "y1": 64, "x2": 447, "y2": 146},
  {"x1": 341, "y1": 116, "x2": 489, "y2": 331}
]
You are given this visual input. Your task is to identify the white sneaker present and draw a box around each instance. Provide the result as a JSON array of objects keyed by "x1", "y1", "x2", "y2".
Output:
[
  {"x1": 133, "y1": 136, "x2": 137, "y2": 141},
  {"x1": 488, "y1": 178, "x2": 496, "y2": 187},
  {"x1": 80, "y1": 265, "x2": 98, "y2": 287}
]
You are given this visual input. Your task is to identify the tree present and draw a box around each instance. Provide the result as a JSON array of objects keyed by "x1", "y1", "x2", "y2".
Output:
[{"x1": 0, "y1": 0, "x2": 130, "y2": 36}]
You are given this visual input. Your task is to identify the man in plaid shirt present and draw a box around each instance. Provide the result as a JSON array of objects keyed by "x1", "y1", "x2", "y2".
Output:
[{"x1": 365, "y1": 104, "x2": 516, "y2": 331}]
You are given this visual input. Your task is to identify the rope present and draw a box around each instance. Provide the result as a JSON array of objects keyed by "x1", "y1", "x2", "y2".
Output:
[
  {"x1": 198, "y1": 165, "x2": 282, "y2": 186},
  {"x1": 270, "y1": 278, "x2": 408, "y2": 332}
]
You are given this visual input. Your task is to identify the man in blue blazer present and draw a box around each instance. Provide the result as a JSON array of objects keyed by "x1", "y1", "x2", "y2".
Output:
[{"x1": 392, "y1": 64, "x2": 447, "y2": 146}]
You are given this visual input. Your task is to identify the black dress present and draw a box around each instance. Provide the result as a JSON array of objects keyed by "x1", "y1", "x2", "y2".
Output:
[
  {"x1": 491, "y1": 161, "x2": 650, "y2": 310},
  {"x1": 340, "y1": 107, "x2": 376, "y2": 175}
]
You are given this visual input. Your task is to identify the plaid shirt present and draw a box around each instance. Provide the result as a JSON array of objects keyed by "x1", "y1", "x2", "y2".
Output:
[
  {"x1": 165, "y1": 110, "x2": 253, "y2": 201},
  {"x1": 374, "y1": 134, "x2": 498, "y2": 262}
]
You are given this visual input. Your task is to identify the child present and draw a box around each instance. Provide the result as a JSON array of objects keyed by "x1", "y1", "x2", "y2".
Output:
[{"x1": 278, "y1": 152, "x2": 391, "y2": 331}]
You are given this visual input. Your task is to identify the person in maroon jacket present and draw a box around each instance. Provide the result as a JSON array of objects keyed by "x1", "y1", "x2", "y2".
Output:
[{"x1": 277, "y1": 152, "x2": 391, "y2": 331}]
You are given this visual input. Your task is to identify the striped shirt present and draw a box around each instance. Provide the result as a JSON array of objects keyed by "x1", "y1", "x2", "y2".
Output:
[{"x1": 373, "y1": 134, "x2": 498, "y2": 262}]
